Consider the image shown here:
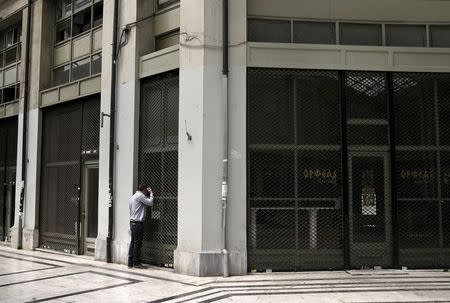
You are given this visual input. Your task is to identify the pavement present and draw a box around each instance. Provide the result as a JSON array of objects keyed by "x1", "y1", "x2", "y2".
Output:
[{"x1": 1, "y1": 246, "x2": 450, "y2": 303}]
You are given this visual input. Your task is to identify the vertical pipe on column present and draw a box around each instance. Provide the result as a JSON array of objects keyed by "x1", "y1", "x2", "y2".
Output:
[
  {"x1": 106, "y1": 0, "x2": 119, "y2": 263},
  {"x1": 221, "y1": 0, "x2": 229, "y2": 277},
  {"x1": 17, "y1": 0, "x2": 33, "y2": 249}
]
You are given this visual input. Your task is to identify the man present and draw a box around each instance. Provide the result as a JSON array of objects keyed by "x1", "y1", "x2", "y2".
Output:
[{"x1": 128, "y1": 184, "x2": 154, "y2": 269}]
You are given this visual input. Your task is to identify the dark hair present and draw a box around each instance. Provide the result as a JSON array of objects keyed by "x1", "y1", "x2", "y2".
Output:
[{"x1": 137, "y1": 184, "x2": 148, "y2": 192}]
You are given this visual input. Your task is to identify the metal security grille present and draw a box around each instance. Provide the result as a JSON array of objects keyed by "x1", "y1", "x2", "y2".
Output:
[
  {"x1": 0, "y1": 117, "x2": 17, "y2": 242},
  {"x1": 248, "y1": 68, "x2": 450, "y2": 271},
  {"x1": 393, "y1": 73, "x2": 450, "y2": 268},
  {"x1": 247, "y1": 68, "x2": 344, "y2": 271},
  {"x1": 345, "y1": 71, "x2": 393, "y2": 268},
  {"x1": 139, "y1": 71, "x2": 179, "y2": 267},
  {"x1": 39, "y1": 97, "x2": 100, "y2": 254}
]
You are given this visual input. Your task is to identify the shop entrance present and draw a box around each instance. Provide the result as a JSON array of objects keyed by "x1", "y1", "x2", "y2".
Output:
[
  {"x1": 81, "y1": 163, "x2": 98, "y2": 255},
  {"x1": 247, "y1": 68, "x2": 450, "y2": 271},
  {"x1": 0, "y1": 117, "x2": 17, "y2": 242},
  {"x1": 349, "y1": 152, "x2": 392, "y2": 268}
]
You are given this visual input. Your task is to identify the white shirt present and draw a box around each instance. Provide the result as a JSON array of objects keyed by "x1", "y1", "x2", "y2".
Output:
[{"x1": 129, "y1": 191, "x2": 154, "y2": 222}]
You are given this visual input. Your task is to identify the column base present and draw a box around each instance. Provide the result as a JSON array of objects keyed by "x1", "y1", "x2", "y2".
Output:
[
  {"x1": 174, "y1": 249, "x2": 247, "y2": 276},
  {"x1": 22, "y1": 228, "x2": 39, "y2": 250},
  {"x1": 94, "y1": 236, "x2": 107, "y2": 262},
  {"x1": 95, "y1": 237, "x2": 129, "y2": 264}
]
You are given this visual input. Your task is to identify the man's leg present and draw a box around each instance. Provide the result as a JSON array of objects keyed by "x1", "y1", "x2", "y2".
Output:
[
  {"x1": 128, "y1": 223, "x2": 135, "y2": 267},
  {"x1": 133, "y1": 223, "x2": 144, "y2": 266}
]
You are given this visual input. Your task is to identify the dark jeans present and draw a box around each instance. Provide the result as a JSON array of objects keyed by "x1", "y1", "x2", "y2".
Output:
[{"x1": 128, "y1": 221, "x2": 144, "y2": 266}]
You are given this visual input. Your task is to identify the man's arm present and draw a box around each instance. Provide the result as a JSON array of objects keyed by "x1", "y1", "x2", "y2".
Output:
[{"x1": 138, "y1": 193, "x2": 154, "y2": 207}]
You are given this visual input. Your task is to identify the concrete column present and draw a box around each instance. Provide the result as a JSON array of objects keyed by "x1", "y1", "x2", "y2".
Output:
[
  {"x1": 11, "y1": 0, "x2": 53, "y2": 250},
  {"x1": 174, "y1": 0, "x2": 247, "y2": 276},
  {"x1": 96, "y1": 0, "x2": 141, "y2": 263},
  {"x1": 226, "y1": 0, "x2": 247, "y2": 276}
]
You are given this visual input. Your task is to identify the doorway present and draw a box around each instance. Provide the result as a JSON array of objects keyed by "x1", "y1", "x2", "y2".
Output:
[
  {"x1": 80, "y1": 163, "x2": 99, "y2": 255},
  {"x1": 348, "y1": 152, "x2": 392, "y2": 268}
]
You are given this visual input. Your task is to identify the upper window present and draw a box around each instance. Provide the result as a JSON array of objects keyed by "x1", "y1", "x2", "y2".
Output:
[
  {"x1": 57, "y1": 0, "x2": 72, "y2": 20},
  {"x1": 340, "y1": 23, "x2": 382, "y2": 46},
  {"x1": 247, "y1": 18, "x2": 450, "y2": 49},
  {"x1": 430, "y1": 25, "x2": 450, "y2": 48},
  {"x1": 53, "y1": 0, "x2": 103, "y2": 86},
  {"x1": 55, "y1": 0, "x2": 103, "y2": 43},
  {"x1": 386, "y1": 25, "x2": 426, "y2": 47},
  {"x1": 293, "y1": 21, "x2": 335, "y2": 44},
  {"x1": 155, "y1": 30, "x2": 180, "y2": 51},
  {"x1": 0, "y1": 24, "x2": 21, "y2": 104},
  {"x1": 157, "y1": 0, "x2": 179, "y2": 10},
  {"x1": 248, "y1": 19, "x2": 291, "y2": 43}
]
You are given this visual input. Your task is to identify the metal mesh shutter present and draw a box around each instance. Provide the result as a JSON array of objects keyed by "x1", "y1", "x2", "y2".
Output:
[
  {"x1": 139, "y1": 71, "x2": 179, "y2": 267},
  {"x1": 345, "y1": 71, "x2": 393, "y2": 268},
  {"x1": 248, "y1": 68, "x2": 450, "y2": 271},
  {"x1": 393, "y1": 73, "x2": 450, "y2": 268},
  {"x1": 247, "y1": 68, "x2": 344, "y2": 271},
  {"x1": 39, "y1": 97, "x2": 100, "y2": 254},
  {"x1": 0, "y1": 117, "x2": 18, "y2": 241}
]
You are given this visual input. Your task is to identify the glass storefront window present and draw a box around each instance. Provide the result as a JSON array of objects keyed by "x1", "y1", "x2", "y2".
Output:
[
  {"x1": 394, "y1": 74, "x2": 436, "y2": 146},
  {"x1": 248, "y1": 74, "x2": 294, "y2": 144},
  {"x1": 296, "y1": 72, "x2": 340, "y2": 145}
]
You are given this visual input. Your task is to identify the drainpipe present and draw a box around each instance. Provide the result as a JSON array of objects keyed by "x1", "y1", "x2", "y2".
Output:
[
  {"x1": 106, "y1": 0, "x2": 119, "y2": 263},
  {"x1": 17, "y1": 0, "x2": 33, "y2": 249},
  {"x1": 221, "y1": 0, "x2": 229, "y2": 278}
]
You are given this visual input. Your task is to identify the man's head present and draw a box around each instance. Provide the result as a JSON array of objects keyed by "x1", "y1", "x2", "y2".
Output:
[
  {"x1": 138, "y1": 184, "x2": 151, "y2": 197},
  {"x1": 137, "y1": 184, "x2": 148, "y2": 192}
]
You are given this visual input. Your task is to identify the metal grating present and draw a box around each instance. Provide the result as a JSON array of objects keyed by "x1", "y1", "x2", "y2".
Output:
[
  {"x1": 247, "y1": 68, "x2": 344, "y2": 271},
  {"x1": 39, "y1": 96, "x2": 100, "y2": 254},
  {"x1": 248, "y1": 68, "x2": 450, "y2": 271},
  {"x1": 0, "y1": 117, "x2": 18, "y2": 242},
  {"x1": 139, "y1": 71, "x2": 179, "y2": 267},
  {"x1": 394, "y1": 73, "x2": 450, "y2": 268}
]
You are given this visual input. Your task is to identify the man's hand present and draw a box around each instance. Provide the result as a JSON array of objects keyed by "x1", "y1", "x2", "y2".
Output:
[{"x1": 147, "y1": 187, "x2": 153, "y2": 195}]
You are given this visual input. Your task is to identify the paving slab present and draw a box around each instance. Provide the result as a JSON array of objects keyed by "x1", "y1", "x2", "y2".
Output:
[{"x1": 1, "y1": 246, "x2": 450, "y2": 303}]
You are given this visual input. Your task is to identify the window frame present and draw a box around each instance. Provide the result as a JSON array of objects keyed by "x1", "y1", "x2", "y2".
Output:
[
  {"x1": 156, "y1": 0, "x2": 179, "y2": 11},
  {"x1": 247, "y1": 17, "x2": 450, "y2": 49},
  {"x1": 0, "y1": 23, "x2": 22, "y2": 105},
  {"x1": 53, "y1": 0, "x2": 103, "y2": 87}
]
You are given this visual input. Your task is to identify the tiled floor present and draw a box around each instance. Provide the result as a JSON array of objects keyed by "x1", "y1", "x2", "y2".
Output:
[{"x1": 1, "y1": 246, "x2": 450, "y2": 302}]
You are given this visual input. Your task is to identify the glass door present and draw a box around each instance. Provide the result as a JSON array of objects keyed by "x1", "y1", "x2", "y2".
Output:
[
  {"x1": 81, "y1": 163, "x2": 98, "y2": 255},
  {"x1": 349, "y1": 152, "x2": 392, "y2": 268}
]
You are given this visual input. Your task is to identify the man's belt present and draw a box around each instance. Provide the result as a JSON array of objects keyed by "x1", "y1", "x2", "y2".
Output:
[{"x1": 130, "y1": 220, "x2": 143, "y2": 224}]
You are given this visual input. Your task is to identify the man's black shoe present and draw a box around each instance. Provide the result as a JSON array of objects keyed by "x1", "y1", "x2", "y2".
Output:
[
  {"x1": 128, "y1": 265, "x2": 133, "y2": 269},
  {"x1": 133, "y1": 264, "x2": 147, "y2": 269}
]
